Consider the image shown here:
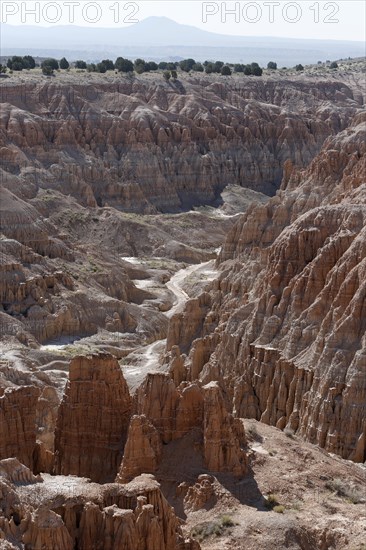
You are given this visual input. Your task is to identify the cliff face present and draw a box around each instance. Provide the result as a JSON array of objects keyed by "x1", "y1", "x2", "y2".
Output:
[
  {"x1": 171, "y1": 113, "x2": 366, "y2": 462},
  {"x1": 0, "y1": 386, "x2": 40, "y2": 469},
  {"x1": 54, "y1": 353, "x2": 132, "y2": 482},
  {"x1": 0, "y1": 75, "x2": 361, "y2": 213}
]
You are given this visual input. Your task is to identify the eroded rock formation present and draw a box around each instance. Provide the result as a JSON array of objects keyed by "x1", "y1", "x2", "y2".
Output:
[
  {"x1": 126, "y1": 372, "x2": 247, "y2": 478},
  {"x1": 0, "y1": 386, "x2": 40, "y2": 469},
  {"x1": 203, "y1": 382, "x2": 247, "y2": 476},
  {"x1": 116, "y1": 415, "x2": 162, "y2": 483},
  {"x1": 171, "y1": 113, "x2": 366, "y2": 462},
  {"x1": 54, "y1": 353, "x2": 132, "y2": 482},
  {"x1": 0, "y1": 459, "x2": 199, "y2": 550}
]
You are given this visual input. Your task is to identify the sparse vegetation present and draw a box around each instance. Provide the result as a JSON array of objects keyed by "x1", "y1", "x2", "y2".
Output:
[
  {"x1": 220, "y1": 515, "x2": 235, "y2": 527},
  {"x1": 284, "y1": 427, "x2": 295, "y2": 439},
  {"x1": 191, "y1": 515, "x2": 237, "y2": 541},
  {"x1": 264, "y1": 493, "x2": 280, "y2": 510},
  {"x1": 248, "y1": 423, "x2": 263, "y2": 441},
  {"x1": 273, "y1": 505, "x2": 285, "y2": 513},
  {"x1": 325, "y1": 478, "x2": 364, "y2": 504}
]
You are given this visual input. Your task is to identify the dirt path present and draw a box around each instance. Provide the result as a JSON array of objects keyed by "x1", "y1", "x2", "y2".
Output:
[{"x1": 122, "y1": 259, "x2": 218, "y2": 389}]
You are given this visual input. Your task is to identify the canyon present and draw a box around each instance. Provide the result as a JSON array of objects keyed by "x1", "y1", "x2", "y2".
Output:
[{"x1": 0, "y1": 64, "x2": 365, "y2": 549}]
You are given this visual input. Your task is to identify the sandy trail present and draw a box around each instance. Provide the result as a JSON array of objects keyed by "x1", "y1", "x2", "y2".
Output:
[
  {"x1": 122, "y1": 259, "x2": 218, "y2": 388},
  {"x1": 166, "y1": 260, "x2": 216, "y2": 317}
]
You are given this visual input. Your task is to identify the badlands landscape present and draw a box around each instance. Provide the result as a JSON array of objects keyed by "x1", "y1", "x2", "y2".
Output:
[{"x1": 0, "y1": 61, "x2": 365, "y2": 549}]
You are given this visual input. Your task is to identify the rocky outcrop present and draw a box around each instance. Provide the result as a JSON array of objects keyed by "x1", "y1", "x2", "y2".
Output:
[
  {"x1": 54, "y1": 353, "x2": 132, "y2": 482},
  {"x1": 183, "y1": 474, "x2": 216, "y2": 512},
  {"x1": 0, "y1": 455, "x2": 199, "y2": 550},
  {"x1": 0, "y1": 386, "x2": 40, "y2": 469},
  {"x1": 22, "y1": 508, "x2": 73, "y2": 550},
  {"x1": 136, "y1": 373, "x2": 204, "y2": 444},
  {"x1": 116, "y1": 415, "x2": 162, "y2": 483},
  {"x1": 130, "y1": 372, "x2": 246, "y2": 477},
  {"x1": 80, "y1": 476, "x2": 185, "y2": 550},
  {"x1": 167, "y1": 293, "x2": 212, "y2": 353},
  {"x1": 0, "y1": 459, "x2": 41, "y2": 485},
  {"x1": 203, "y1": 382, "x2": 247, "y2": 476}
]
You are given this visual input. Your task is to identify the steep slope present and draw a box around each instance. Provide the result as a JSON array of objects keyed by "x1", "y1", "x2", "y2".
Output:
[{"x1": 168, "y1": 112, "x2": 366, "y2": 462}]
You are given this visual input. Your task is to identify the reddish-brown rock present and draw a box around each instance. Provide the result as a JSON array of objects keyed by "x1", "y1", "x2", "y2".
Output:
[
  {"x1": 0, "y1": 386, "x2": 40, "y2": 469},
  {"x1": 116, "y1": 415, "x2": 162, "y2": 483},
  {"x1": 22, "y1": 508, "x2": 73, "y2": 550},
  {"x1": 54, "y1": 353, "x2": 132, "y2": 482},
  {"x1": 173, "y1": 115, "x2": 366, "y2": 463},
  {"x1": 135, "y1": 373, "x2": 204, "y2": 444},
  {"x1": 203, "y1": 382, "x2": 247, "y2": 476}
]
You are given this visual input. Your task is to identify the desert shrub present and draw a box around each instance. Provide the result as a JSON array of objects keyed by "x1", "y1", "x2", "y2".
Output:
[
  {"x1": 284, "y1": 427, "x2": 295, "y2": 439},
  {"x1": 325, "y1": 479, "x2": 363, "y2": 504},
  {"x1": 191, "y1": 521, "x2": 222, "y2": 541},
  {"x1": 264, "y1": 493, "x2": 280, "y2": 509},
  {"x1": 115, "y1": 57, "x2": 134, "y2": 72},
  {"x1": 191, "y1": 515, "x2": 236, "y2": 541},
  {"x1": 248, "y1": 423, "x2": 263, "y2": 441},
  {"x1": 273, "y1": 505, "x2": 285, "y2": 513},
  {"x1": 220, "y1": 515, "x2": 235, "y2": 527},
  {"x1": 42, "y1": 58, "x2": 59, "y2": 70}
]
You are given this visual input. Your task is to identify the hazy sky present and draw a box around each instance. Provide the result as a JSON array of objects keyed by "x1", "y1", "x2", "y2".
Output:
[{"x1": 2, "y1": 1, "x2": 365, "y2": 41}]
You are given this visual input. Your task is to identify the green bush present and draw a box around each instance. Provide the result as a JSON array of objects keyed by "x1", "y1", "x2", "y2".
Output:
[
  {"x1": 42, "y1": 65, "x2": 54, "y2": 76},
  {"x1": 115, "y1": 57, "x2": 133, "y2": 73},
  {"x1": 221, "y1": 65, "x2": 232, "y2": 76},
  {"x1": 267, "y1": 61, "x2": 277, "y2": 70},
  {"x1": 59, "y1": 57, "x2": 69, "y2": 69},
  {"x1": 42, "y1": 58, "x2": 59, "y2": 70},
  {"x1": 74, "y1": 60, "x2": 87, "y2": 69},
  {"x1": 179, "y1": 58, "x2": 196, "y2": 72}
]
